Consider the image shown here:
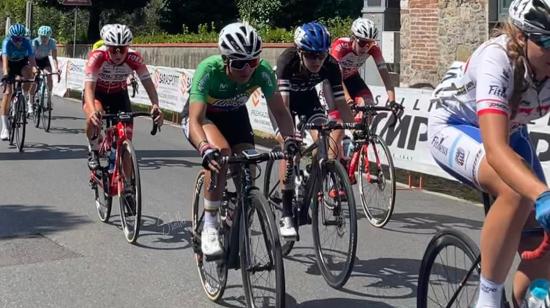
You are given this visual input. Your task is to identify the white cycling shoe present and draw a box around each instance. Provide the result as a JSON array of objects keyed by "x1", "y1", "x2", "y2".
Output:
[
  {"x1": 279, "y1": 216, "x2": 297, "y2": 239},
  {"x1": 201, "y1": 226, "x2": 223, "y2": 256},
  {"x1": 0, "y1": 127, "x2": 9, "y2": 141}
]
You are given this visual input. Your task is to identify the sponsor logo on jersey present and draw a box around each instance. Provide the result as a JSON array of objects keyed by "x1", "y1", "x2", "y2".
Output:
[
  {"x1": 455, "y1": 147, "x2": 465, "y2": 166},
  {"x1": 431, "y1": 135, "x2": 449, "y2": 156},
  {"x1": 488, "y1": 85, "x2": 507, "y2": 98}
]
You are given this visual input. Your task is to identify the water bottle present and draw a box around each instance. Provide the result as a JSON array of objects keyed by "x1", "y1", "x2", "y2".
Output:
[
  {"x1": 523, "y1": 279, "x2": 550, "y2": 308},
  {"x1": 342, "y1": 137, "x2": 353, "y2": 160}
]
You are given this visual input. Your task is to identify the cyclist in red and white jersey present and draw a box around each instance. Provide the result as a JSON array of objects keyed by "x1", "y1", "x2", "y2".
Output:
[
  {"x1": 428, "y1": 0, "x2": 550, "y2": 306},
  {"x1": 330, "y1": 17, "x2": 397, "y2": 118},
  {"x1": 83, "y1": 24, "x2": 163, "y2": 169}
]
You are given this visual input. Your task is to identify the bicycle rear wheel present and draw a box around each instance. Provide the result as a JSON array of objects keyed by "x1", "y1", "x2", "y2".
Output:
[
  {"x1": 40, "y1": 83, "x2": 51, "y2": 132},
  {"x1": 191, "y1": 170, "x2": 228, "y2": 302},
  {"x1": 358, "y1": 135, "x2": 396, "y2": 228},
  {"x1": 241, "y1": 188, "x2": 285, "y2": 308},
  {"x1": 14, "y1": 94, "x2": 26, "y2": 152},
  {"x1": 417, "y1": 229, "x2": 490, "y2": 308},
  {"x1": 118, "y1": 140, "x2": 142, "y2": 243},
  {"x1": 312, "y1": 159, "x2": 357, "y2": 289},
  {"x1": 92, "y1": 168, "x2": 112, "y2": 222},
  {"x1": 263, "y1": 146, "x2": 295, "y2": 256}
]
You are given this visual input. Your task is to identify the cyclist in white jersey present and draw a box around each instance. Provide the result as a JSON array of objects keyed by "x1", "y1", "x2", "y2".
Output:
[
  {"x1": 428, "y1": 0, "x2": 550, "y2": 306},
  {"x1": 29, "y1": 26, "x2": 59, "y2": 113}
]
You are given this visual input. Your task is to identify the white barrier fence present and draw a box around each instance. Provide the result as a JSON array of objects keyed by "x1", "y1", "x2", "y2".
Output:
[{"x1": 54, "y1": 57, "x2": 550, "y2": 182}]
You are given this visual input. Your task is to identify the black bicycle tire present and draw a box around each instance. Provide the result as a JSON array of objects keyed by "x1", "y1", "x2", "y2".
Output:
[
  {"x1": 41, "y1": 82, "x2": 51, "y2": 132},
  {"x1": 417, "y1": 229, "x2": 484, "y2": 308},
  {"x1": 358, "y1": 135, "x2": 396, "y2": 228},
  {"x1": 94, "y1": 168, "x2": 113, "y2": 222},
  {"x1": 240, "y1": 188, "x2": 286, "y2": 308},
  {"x1": 118, "y1": 140, "x2": 142, "y2": 243},
  {"x1": 33, "y1": 81, "x2": 41, "y2": 128},
  {"x1": 311, "y1": 159, "x2": 357, "y2": 289},
  {"x1": 8, "y1": 102, "x2": 16, "y2": 145},
  {"x1": 263, "y1": 145, "x2": 295, "y2": 256},
  {"x1": 192, "y1": 170, "x2": 228, "y2": 302},
  {"x1": 15, "y1": 93, "x2": 26, "y2": 152}
]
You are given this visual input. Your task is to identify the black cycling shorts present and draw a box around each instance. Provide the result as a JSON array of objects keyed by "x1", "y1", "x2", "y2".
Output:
[
  {"x1": 182, "y1": 106, "x2": 255, "y2": 149},
  {"x1": 7, "y1": 58, "x2": 29, "y2": 79},
  {"x1": 82, "y1": 90, "x2": 132, "y2": 115},
  {"x1": 343, "y1": 74, "x2": 373, "y2": 101},
  {"x1": 36, "y1": 57, "x2": 51, "y2": 70}
]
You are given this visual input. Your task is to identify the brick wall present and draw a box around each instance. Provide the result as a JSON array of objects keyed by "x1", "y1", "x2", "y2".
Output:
[{"x1": 400, "y1": 0, "x2": 488, "y2": 87}]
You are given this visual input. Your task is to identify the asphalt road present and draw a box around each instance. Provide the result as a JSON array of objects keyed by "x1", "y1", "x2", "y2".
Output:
[{"x1": 0, "y1": 96, "x2": 493, "y2": 308}]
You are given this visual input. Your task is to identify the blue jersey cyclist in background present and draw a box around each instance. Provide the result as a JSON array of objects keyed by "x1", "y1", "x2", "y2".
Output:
[
  {"x1": 28, "y1": 25, "x2": 60, "y2": 114},
  {"x1": 1, "y1": 23, "x2": 37, "y2": 140}
]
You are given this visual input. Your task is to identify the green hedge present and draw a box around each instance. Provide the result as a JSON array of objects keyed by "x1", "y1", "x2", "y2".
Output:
[{"x1": 133, "y1": 17, "x2": 354, "y2": 44}]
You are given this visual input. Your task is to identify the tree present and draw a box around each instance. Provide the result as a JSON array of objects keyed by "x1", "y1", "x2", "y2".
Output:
[
  {"x1": 0, "y1": 0, "x2": 26, "y2": 35},
  {"x1": 37, "y1": 0, "x2": 150, "y2": 42},
  {"x1": 237, "y1": 0, "x2": 281, "y2": 29},
  {"x1": 159, "y1": 0, "x2": 238, "y2": 34},
  {"x1": 273, "y1": 0, "x2": 363, "y2": 29}
]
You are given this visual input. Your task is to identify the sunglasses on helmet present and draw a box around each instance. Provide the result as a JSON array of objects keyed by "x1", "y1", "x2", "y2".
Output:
[
  {"x1": 529, "y1": 33, "x2": 550, "y2": 49},
  {"x1": 354, "y1": 37, "x2": 376, "y2": 48},
  {"x1": 301, "y1": 51, "x2": 328, "y2": 60},
  {"x1": 229, "y1": 58, "x2": 260, "y2": 70},
  {"x1": 108, "y1": 46, "x2": 129, "y2": 55}
]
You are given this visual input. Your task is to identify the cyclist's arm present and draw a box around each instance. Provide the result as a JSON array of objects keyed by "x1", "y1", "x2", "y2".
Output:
[
  {"x1": 188, "y1": 100, "x2": 209, "y2": 149},
  {"x1": 2, "y1": 54, "x2": 8, "y2": 76},
  {"x1": 139, "y1": 78, "x2": 159, "y2": 107},
  {"x1": 267, "y1": 91, "x2": 294, "y2": 138},
  {"x1": 379, "y1": 67, "x2": 395, "y2": 102},
  {"x1": 51, "y1": 40, "x2": 59, "y2": 73},
  {"x1": 326, "y1": 58, "x2": 354, "y2": 123},
  {"x1": 83, "y1": 80, "x2": 97, "y2": 111},
  {"x1": 477, "y1": 50, "x2": 547, "y2": 202},
  {"x1": 24, "y1": 40, "x2": 37, "y2": 69}
]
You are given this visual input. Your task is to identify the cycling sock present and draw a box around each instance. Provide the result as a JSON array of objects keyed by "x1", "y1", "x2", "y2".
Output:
[
  {"x1": 204, "y1": 199, "x2": 221, "y2": 229},
  {"x1": 1, "y1": 115, "x2": 8, "y2": 129},
  {"x1": 475, "y1": 276, "x2": 503, "y2": 308},
  {"x1": 281, "y1": 189, "x2": 294, "y2": 218}
]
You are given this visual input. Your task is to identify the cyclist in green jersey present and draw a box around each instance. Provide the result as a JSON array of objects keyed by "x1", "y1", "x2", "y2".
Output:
[{"x1": 182, "y1": 22, "x2": 297, "y2": 256}]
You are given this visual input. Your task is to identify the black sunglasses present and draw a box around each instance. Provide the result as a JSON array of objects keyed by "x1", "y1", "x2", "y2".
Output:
[
  {"x1": 529, "y1": 33, "x2": 550, "y2": 49},
  {"x1": 229, "y1": 58, "x2": 260, "y2": 69},
  {"x1": 301, "y1": 51, "x2": 328, "y2": 60}
]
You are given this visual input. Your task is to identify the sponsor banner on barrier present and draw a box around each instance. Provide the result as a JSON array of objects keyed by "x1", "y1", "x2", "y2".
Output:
[
  {"x1": 65, "y1": 58, "x2": 86, "y2": 92},
  {"x1": 246, "y1": 88, "x2": 276, "y2": 136},
  {"x1": 52, "y1": 57, "x2": 68, "y2": 97}
]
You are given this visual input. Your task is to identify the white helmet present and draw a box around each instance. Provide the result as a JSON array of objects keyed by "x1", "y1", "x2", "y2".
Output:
[
  {"x1": 218, "y1": 22, "x2": 262, "y2": 60},
  {"x1": 99, "y1": 24, "x2": 112, "y2": 40},
  {"x1": 351, "y1": 17, "x2": 378, "y2": 40},
  {"x1": 101, "y1": 24, "x2": 133, "y2": 46},
  {"x1": 509, "y1": 0, "x2": 550, "y2": 34}
]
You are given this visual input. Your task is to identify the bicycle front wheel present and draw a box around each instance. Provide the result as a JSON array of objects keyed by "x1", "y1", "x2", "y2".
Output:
[
  {"x1": 118, "y1": 140, "x2": 142, "y2": 243},
  {"x1": 241, "y1": 188, "x2": 285, "y2": 308},
  {"x1": 93, "y1": 168, "x2": 112, "y2": 222},
  {"x1": 263, "y1": 146, "x2": 295, "y2": 256},
  {"x1": 312, "y1": 159, "x2": 357, "y2": 289},
  {"x1": 40, "y1": 83, "x2": 51, "y2": 132},
  {"x1": 191, "y1": 170, "x2": 228, "y2": 302},
  {"x1": 14, "y1": 94, "x2": 26, "y2": 152},
  {"x1": 33, "y1": 85, "x2": 41, "y2": 128},
  {"x1": 417, "y1": 229, "x2": 486, "y2": 308},
  {"x1": 358, "y1": 135, "x2": 396, "y2": 228}
]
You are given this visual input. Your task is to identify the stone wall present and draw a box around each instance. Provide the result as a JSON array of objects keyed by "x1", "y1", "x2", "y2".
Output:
[{"x1": 400, "y1": 0, "x2": 488, "y2": 87}]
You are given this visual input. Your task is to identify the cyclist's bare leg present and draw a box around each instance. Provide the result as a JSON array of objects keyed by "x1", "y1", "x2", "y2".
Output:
[
  {"x1": 43, "y1": 67, "x2": 53, "y2": 103},
  {"x1": 477, "y1": 156, "x2": 534, "y2": 293},
  {"x1": 202, "y1": 122, "x2": 231, "y2": 213},
  {"x1": 20, "y1": 65, "x2": 33, "y2": 98},
  {"x1": 512, "y1": 213, "x2": 550, "y2": 307},
  {"x1": 1, "y1": 81, "x2": 13, "y2": 115},
  {"x1": 328, "y1": 118, "x2": 344, "y2": 160}
]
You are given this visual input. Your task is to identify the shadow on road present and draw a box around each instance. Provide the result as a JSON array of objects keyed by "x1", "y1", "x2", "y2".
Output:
[
  {"x1": 0, "y1": 143, "x2": 88, "y2": 160},
  {"x1": 137, "y1": 150, "x2": 201, "y2": 169},
  {"x1": 383, "y1": 212, "x2": 482, "y2": 235},
  {"x1": 103, "y1": 214, "x2": 193, "y2": 250},
  {"x1": 0, "y1": 204, "x2": 91, "y2": 237}
]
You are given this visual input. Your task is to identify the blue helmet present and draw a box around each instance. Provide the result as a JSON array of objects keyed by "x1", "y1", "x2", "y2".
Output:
[
  {"x1": 9, "y1": 23, "x2": 27, "y2": 38},
  {"x1": 294, "y1": 22, "x2": 331, "y2": 52},
  {"x1": 38, "y1": 26, "x2": 53, "y2": 37}
]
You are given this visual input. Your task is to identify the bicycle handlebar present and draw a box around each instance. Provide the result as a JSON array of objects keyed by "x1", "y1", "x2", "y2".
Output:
[
  {"x1": 207, "y1": 150, "x2": 287, "y2": 192},
  {"x1": 301, "y1": 121, "x2": 361, "y2": 132},
  {"x1": 351, "y1": 104, "x2": 403, "y2": 127},
  {"x1": 520, "y1": 231, "x2": 550, "y2": 260},
  {"x1": 100, "y1": 111, "x2": 160, "y2": 136}
]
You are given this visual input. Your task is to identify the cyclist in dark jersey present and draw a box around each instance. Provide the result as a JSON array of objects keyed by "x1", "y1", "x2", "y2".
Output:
[
  {"x1": 274, "y1": 22, "x2": 354, "y2": 238},
  {"x1": 182, "y1": 22, "x2": 296, "y2": 256}
]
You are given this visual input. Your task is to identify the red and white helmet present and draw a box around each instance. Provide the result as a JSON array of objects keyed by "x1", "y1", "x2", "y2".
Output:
[{"x1": 351, "y1": 17, "x2": 378, "y2": 40}]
